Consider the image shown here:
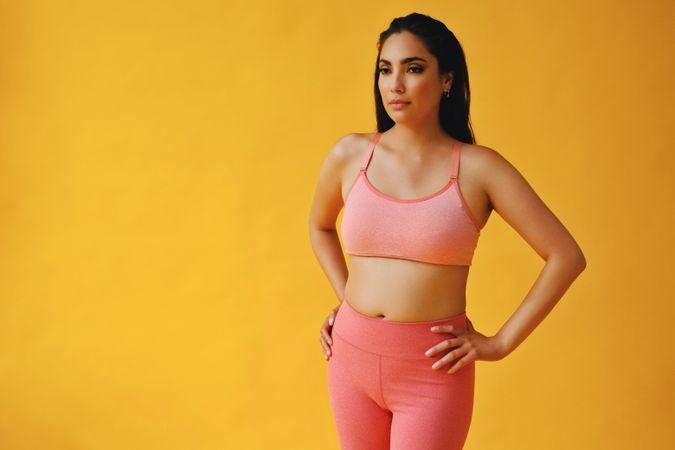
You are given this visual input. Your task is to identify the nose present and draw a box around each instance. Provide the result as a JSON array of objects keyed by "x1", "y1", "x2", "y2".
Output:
[{"x1": 390, "y1": 72, "x2": 405, "y2": 93}]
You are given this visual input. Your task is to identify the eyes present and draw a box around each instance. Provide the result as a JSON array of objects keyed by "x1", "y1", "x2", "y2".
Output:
[{"x1": 378, "y1": 65, "x2": 425, "y2": 75}]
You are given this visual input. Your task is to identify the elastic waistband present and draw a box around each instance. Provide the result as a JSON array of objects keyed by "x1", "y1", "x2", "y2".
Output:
[{"x1": 332, "y1": 298, "x2": 469, "y2": 359}]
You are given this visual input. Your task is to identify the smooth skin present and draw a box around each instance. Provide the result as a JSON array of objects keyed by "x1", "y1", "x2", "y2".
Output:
[
  {"x1": 311, "y1": 31, "x2": 586, "y2": 373},
  {"x1": 427, "y1": 319, "x2": 503, "y2": 374}
]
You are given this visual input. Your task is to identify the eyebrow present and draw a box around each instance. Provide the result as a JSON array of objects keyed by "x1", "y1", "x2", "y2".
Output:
[{"x1": 378, "y1": 56, "x2": 428, "y2": 65}]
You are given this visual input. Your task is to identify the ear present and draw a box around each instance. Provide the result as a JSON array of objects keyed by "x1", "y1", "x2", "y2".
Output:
[{"x1": 443, "y1": 71, "x2": 454, "y2": 91}]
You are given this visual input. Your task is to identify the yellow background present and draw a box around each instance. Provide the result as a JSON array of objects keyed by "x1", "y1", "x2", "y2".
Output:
[{"x1": 1, "y1": 1, "x2": 673, "y2": 449}]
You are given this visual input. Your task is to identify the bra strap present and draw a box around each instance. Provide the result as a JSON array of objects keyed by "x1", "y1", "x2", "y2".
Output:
[
  {"x1": 361, "y1": 132, "x2": 382, "y2": 171},
  {"x1": 450, "y1": 140, "x2": 461, "y2": 180}
]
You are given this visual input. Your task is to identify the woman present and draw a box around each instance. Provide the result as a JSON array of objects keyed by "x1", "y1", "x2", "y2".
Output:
[{"x1": 307, "y1": 12, "x2": 586, "y2": 450}]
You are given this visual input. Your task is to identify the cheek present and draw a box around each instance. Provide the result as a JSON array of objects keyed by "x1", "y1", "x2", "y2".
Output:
[
  {"x1": 415, "y1": 80, "x2": 439, "y2": 98},
  {"x1": 378, "y1": 80, "x2": 390, "y2": 96}
]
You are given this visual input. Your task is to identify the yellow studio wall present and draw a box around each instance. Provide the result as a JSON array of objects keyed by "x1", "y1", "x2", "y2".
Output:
[{"x1": 0, "y1": 1, "x2": 672, "y2": 449}]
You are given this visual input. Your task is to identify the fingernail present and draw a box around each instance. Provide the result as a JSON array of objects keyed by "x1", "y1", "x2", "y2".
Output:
[{"x1": 329, "y1": 317, "x2": 334, "y2": 325}]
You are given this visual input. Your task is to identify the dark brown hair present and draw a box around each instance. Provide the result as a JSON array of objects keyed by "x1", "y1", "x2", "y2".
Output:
[{"x1": 374, "y1": 12, "x2": 476, "y2": 144}]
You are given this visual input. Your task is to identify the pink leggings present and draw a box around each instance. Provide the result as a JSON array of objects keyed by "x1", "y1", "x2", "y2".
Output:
[{"x1": 326, "y1": 298, "x2": 475, "y2": 450}]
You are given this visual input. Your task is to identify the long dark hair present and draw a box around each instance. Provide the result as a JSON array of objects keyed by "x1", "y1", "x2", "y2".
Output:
[{"x1": 374, "y1": 12, "x2": 476, "y2": 144}]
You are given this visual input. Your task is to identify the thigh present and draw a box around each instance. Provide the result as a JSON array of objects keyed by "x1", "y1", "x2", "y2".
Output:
[
  {"x1": 327, "y1": 332, "x2": 392, "y2": 450},
  {"x1": 383, "y1": 356, "x2": 475, "y2": 450}
]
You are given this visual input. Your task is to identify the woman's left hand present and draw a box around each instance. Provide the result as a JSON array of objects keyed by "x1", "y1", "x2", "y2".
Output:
[{"x1": 425, "y1": 318, "x2": 505, "y2": 373}]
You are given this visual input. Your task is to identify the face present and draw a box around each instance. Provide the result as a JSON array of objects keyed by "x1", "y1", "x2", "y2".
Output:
[{"x1": 378, "y1": 31, "x2": 452, "y2": 124}]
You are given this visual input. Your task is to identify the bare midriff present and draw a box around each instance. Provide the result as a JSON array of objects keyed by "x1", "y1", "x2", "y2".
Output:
[{"x1": 343, "y1": 255, "x2": 470, "y2": 322}]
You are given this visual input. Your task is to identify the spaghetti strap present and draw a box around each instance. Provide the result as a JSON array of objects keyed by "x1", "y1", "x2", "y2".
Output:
[
  {"x1": 450, "y1": 141, "x2": 461, "y2": 180},
  {"x1": 361, "y1": 132, "x2": 382, "y2": 171},
  {"x1": 339, "y1": 133, "x2": 481, "y2": 267}
]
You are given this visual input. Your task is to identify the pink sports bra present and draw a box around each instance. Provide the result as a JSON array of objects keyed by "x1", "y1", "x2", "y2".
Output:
[{"x1": 340, "y1": 132, "x2": 481, "y2": 266}]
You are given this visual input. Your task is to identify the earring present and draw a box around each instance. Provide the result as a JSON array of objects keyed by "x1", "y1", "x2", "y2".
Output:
[{"x1": 443, "y1": 89, "x2": 450, "y2": 98}]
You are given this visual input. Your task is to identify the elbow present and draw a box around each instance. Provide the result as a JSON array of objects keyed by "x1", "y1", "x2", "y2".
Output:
[
  {"x1": 565, "y1": 238, "x2": 587, "y2": 273},
  {"x1": 568, "y1": 250, "x2": 587, "y2": 274},
  {"x1": 572, "y1": 256, "x2": 587, "y2": 276},
  {"x1": 308, "y1": 221, "x2": 337, "y2": 234},
  {"x1": 572, "y1": 242, "x2": 587, "y2": 272},
  {"x1": 549, "y1": 246, "x2": 587, "y2": 274}
]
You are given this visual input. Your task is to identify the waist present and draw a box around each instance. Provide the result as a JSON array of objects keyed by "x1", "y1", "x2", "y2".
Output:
[
  {"x1": 332, "y1": 298, "x2": 469, "y2": 358},
  {"x1": 345, "y1": 255, "x2": 468, "y2": 318}
]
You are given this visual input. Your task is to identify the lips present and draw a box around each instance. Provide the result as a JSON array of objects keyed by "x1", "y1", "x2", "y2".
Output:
[{"x1": 390, "y1": 101, "x2": 410, "y2": 104}]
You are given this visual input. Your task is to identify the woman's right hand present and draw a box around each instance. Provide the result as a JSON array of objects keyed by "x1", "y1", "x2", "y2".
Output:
[{"x1": 320, "y1": 303, "x2": 341, "y2": 361}]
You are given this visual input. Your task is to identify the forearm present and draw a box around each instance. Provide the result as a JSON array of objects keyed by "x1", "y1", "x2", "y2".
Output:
[
  {"x1": 495, "y1": 253, "x2": 586, "y2": 357},
  {"x1": 308, "y1": 227, "x2": 348, "y2": 304}
]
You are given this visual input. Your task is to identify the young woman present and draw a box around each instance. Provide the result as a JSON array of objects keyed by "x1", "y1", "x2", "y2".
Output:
[{"x1": 307, "y1": 12, "x2": 586, "y2": 450}]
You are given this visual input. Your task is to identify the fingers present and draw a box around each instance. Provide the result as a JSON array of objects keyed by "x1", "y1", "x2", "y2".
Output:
[
  {"x1": 319, "y1": 310, "x2": 338, "y2": 361},
  {"x1": 431, "y1": 345, "x2": 470, "y2": 371},
  {"x1": 425, "y1": 337, "x2": 460, "y2": 357},
  {"x1": 430, "y1": 325, "x2": 453, "y2": 333},
  {"x1": 427, "y1": 323, "x2": 466, "y2": 358},
  {"x1": 319, "y1": 334, "x2": 332, "y2": 360},
  {"x1": 447, "y1": 350, "x2": 475, "y2": 374},
  {"x1": 320, "y1": 325, "x2": 333, "y2": 346},
  {"x1": 430, "y1": 324, "x2": 468, "y2": 335}
]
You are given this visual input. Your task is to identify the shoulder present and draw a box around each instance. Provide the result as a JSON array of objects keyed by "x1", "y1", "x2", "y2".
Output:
[
  {"x1": 460, "y1": 142, "x2": 517, "y2": 178},
  {"x1": 456, "y1": 142, "x2": 527, "y2": 201},
  {"x1": 461, "y1": 142, "x2": 536, "y2": 209},
  {"x1": 459, "y1": 141, "x2": 507, "y2": 164},
  {"x1": 323, "y1": 132, "x2": 375, "y2": 169}
]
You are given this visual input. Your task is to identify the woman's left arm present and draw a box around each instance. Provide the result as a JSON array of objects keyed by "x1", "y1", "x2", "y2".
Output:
[{"x1": 480, "y1": 146, "x2": 587, "y2": 358}]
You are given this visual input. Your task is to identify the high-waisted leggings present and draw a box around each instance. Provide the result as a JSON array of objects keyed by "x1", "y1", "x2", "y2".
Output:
[{"x1": 326, "y1": 298, "x2": 475, "y2": 450}]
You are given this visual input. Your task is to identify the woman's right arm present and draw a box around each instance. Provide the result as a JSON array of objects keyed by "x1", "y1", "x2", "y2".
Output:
[{"x1": 307, "y1": 134, "x2": 355, "y2": 303}]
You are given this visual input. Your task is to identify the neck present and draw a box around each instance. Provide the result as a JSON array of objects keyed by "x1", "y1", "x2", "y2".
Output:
[{"x1": 385, "y1": 123, "x2": 448, "y2": 158}]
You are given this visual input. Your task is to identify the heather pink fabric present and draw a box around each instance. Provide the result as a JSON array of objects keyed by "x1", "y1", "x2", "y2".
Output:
[
  {"x1": 340, "y1": 132, "x2": 481, "y2": 266},
  {"x1": 327, "y1": 298, "x2": 475, "y2": 450}
]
